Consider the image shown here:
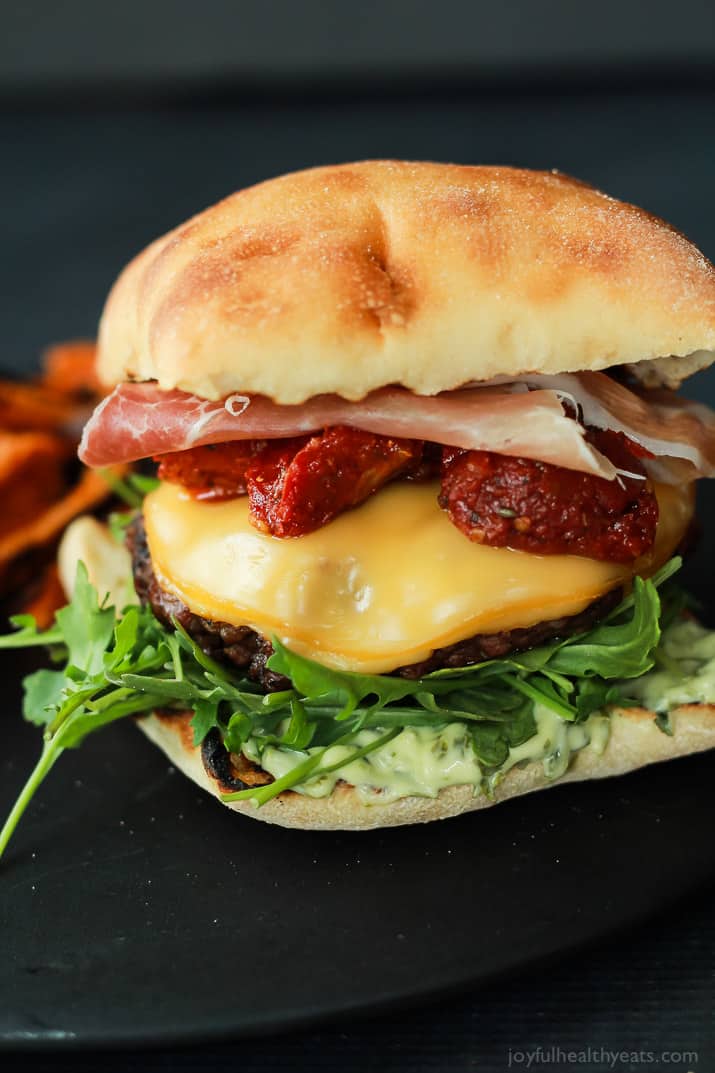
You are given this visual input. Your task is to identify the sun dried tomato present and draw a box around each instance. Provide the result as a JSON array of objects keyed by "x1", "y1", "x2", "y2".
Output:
[
  {"x1": 155, "y1": 441, "x2": 269, "y2": 500},
  {"x1": 243, "y1": 438, "x2": 309, "y2": 529},
  {"x1": 246, "y1": 426, "x2": 422, "y2": 537},
  {"x1": 439, "y1": 428, "x2": 658, "y2": 562}
]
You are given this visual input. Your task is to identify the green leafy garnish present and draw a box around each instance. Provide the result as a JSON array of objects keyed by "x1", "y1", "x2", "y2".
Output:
[
  {"x1": 104, "y1": 471, "x2": 161, "y2": 543},
  {"x1": 100, "y1": 470, "x2": 160, "y2": 509},
  {"x1": 0, "y1": 555, "x2": 684, "y2": 859}
]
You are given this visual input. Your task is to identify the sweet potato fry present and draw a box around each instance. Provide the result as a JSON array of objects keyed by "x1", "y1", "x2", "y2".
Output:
[
  {"x1": 0, "y1": 465, "x2": 125, "y2": 589},
  {"x1": 0, "y1": 381, "x2": 86, "y2": 435},
  {"x1": 0, "y1": 431, "x2": 69, "y2": 539},
  {"x1": 41, "y1": 340, "x2": 101, "y2": 397},
  {"x1": 0, "y1": 340, "x2": 117, "y2": 609}
]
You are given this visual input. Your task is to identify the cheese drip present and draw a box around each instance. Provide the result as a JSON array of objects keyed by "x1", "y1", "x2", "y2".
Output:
[{"x1": 144, "y1": 480, "x2": 693, "y2": 674}]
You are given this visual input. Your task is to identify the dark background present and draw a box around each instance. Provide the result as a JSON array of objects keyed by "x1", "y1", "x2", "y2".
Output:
[{"x1": 2, "y1": 2, "x2": 714, "y2": 1069}]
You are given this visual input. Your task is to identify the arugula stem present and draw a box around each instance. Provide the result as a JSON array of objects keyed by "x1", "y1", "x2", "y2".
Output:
[
  {"x1": 0, "y1": 627, "x2": 64, "y2": 649},
  {"x1": 220, "y1": 731, "x2": 356, "y2": 804},
  {"x1": 507, "y1": 675, "x2": 575, "y2": 721},
  {"x1": 46, "y1": 686, "x2": 96, "y2": 736},
  {"x1": 221, "y1": 727, "x2": 400, "y2": 806},
  {"x1": 85, "y1": 686, "x2": 133, "y2": 712},
  {"x1": 88, "y1": 695, "x2": 165, "y2": 724},
  {"x1": 538, "y1": 668, "x2": 575, "y2": 694},
  {"x1": 310, "y1": 727, "x2": 401, "y2": 777},
  {"x1": 0, "y1": 739, "x2": 61, "y2": 859},
  {"x1": 99, "y1": 468, "x2": 144, "y2": 508},
  {"x1": 168, "y1": 638, "x2": 183, "y2": 682}
]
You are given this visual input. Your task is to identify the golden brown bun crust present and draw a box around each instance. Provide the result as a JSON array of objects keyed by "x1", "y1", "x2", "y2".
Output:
[
  {"x1": 98, "y1": 162, "x2": 715, "y2": 402},
  {"x1": 137, "y1": 705, "x2": 715, "y2": 831}
]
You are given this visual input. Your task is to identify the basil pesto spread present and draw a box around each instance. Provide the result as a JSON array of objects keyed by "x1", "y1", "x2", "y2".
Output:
[
  {"x1": 243, "y1": 707, "x2": 611, "y2": 802},
  {"x1": 242, "y1": 618, "x2": 715, "y2": 803},
  {"x1": 625, "y1": 618, "x2": 715, "y2": 714}
]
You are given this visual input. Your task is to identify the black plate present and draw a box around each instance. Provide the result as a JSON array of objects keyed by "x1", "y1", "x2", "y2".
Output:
[{"x1": 1, "y1": 493, "x2": 714, "y2": 1050}]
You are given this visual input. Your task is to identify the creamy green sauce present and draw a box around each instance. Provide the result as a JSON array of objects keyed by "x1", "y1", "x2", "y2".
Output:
[
  {"x1": 625, "y1": 618, "x2": 715, "y2": 714},
  {"x1": 243, "y1": 707, "x2": 611, "y2": 804},
  {"x1": 242, "y1": 618, "x2": 715, "y2": 804}
]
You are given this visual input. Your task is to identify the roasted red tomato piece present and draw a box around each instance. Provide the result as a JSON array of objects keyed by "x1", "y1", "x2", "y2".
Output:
[
  {"x1": 439, "y1": 428, "x2": 658, "y2": 562},
  {"x1": 155, "y1": 441, "x2": 267, "y2": 500},
  {"x1": 243, "y1": 437, "x2": 309, "y2": 530},
  {"x1": 247, "y1": 426, "x2": 422, "y2": 537}
]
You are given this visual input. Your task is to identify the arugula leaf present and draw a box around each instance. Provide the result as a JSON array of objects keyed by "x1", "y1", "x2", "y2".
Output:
[
  {"x1": 547, "y1": 576, "x2": 661, "y2": 679},
  {"x1": 58, "y1": 692, "x2": 165, "y2": 749},
  {"x1": 100, "y1": 470, "x2": 160, "y2": 508},
  {"x1": 268, "y1": 638, "x2": 423, "y2": 719},
  {"x1": 107, "y1": 606, "x2": 140, "y2": 665},
  {"x1": 0, "y1": 568, "x2": 175, "y2": 857},
  {"x1": 600, "y1": 556, "x2": 682, "y2": 621},
  {"x1": 55, "y1": 562, "x2": 115, "y2": 675},
  {"x1": 0, "y1": 614, "x2": 64, "y2": 650},
  {"x1": 108, "y1": 509, "x2": 137, "y2": 545},
  {"x1": 573, "y1": 678, "x2": 626, "y2": 720},
  {"x1": 280, "y1": 698, "x2": 315, "y2": 750},
  {"x1": 505, "y1": 673, "x2": 577, "y2": 721},
  {"x1": 189, "y1": 697, "x2": 221, "y2": 746},
  {"x1": 22, "y1": 669, "x2": 66, "y2": 726},
  {"x1": 172, "y1": 619, "x2": 237, "y2": 684},
  {"x1": 469, "y1": 723, "x2": 511, "y2": 768},
  {"x1": 222, "y1": 710, "x2": 256, "y2": 752},
  {"x1": 129, "y1": 474, "x2": 161, "y2": 497}
]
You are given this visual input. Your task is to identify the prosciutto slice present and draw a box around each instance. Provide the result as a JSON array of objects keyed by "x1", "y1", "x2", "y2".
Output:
[
  {"x1": 80, "y1": 383, "x2": 619, "y2": 477},
  {"x1": 79, "y1": 374, "x2": 715, "y2": 484},
  {"x1": 506, "y1": 371, "x2": 715, "y2": 482}
]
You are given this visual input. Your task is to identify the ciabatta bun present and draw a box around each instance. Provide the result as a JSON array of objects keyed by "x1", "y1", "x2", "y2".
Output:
[{"x1": 98, "y1": 162, "x2": 715, "y2": 403}]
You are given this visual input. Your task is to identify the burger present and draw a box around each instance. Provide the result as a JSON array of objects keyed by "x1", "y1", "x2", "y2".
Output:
[{"x1": 7, "y1": 161, "x2": 715, "y2": 840}]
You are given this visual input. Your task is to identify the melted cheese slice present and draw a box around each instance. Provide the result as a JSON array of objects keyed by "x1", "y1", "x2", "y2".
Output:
[{"x1": 144, "y1": 480, "x2": 694, "y2": 674}]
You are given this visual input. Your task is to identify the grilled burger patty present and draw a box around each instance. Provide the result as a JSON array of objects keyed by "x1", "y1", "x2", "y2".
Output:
[{"x1": 128, "y1": 516, "x2": 621, "y2": 689}]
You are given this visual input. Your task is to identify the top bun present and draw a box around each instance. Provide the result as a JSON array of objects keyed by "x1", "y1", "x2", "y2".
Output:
[{"x1": 98, "y1": 161, "x2": 715, "y2": 403}]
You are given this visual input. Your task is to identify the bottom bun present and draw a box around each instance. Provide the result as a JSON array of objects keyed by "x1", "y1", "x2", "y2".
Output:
[{"x1": 137, "y1": 705, "x2": 715, "y2": 831}]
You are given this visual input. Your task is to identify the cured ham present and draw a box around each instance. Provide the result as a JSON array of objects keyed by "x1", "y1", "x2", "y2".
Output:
[
  {"x1": 505, "y1": 372, "x2": 715, "y2": 483},
  {"x1": 80, "y1": 383, "x2": 617, "y2": 476},
  {"x1": 79, "y1": 374, "x2": 715, "y2": 483}
]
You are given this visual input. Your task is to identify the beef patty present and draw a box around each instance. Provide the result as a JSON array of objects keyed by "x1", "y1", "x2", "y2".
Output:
[{"x1": 128, "y1": 515, "x2": 621, "y2": 690}]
